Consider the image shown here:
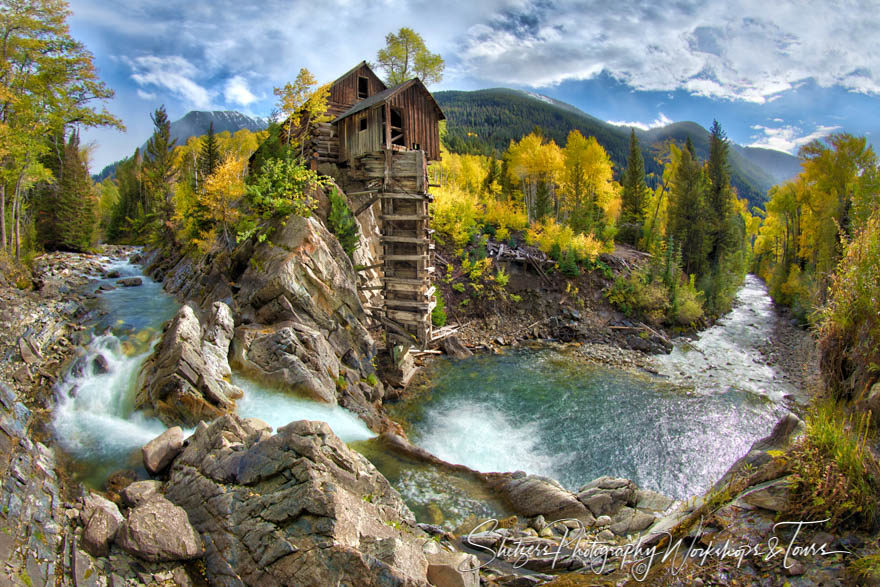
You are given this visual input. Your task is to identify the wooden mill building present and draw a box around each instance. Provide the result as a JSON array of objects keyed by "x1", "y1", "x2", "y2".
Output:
[{"x1": 291, "y1": 62, "x2": 445, "y2": 348}]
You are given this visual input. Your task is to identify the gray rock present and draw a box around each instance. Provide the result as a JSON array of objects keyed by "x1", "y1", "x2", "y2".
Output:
[
  {"x1": 83, "y1": 504, "x2": 121, "y2": 557},
  {"x1": 635, "y1": 489, "x2": 674, "y2": 512},
  {"x1": 116, "y1": 277, "x2": 143, "y2": 287},
  {"x1": 740, "y1": 477, "x2": 792, "y2": 512},
  {"x1": 494, "y1": 474, "x2": 594, "y2": 524},
  {"x1": 426, "y1": 549, "x2": 479, "y2": 587},
  {"x1": 116, "y1": 496, "x2": 204, "y2": 562},
  {"x1": 441, "y1": 336, "x2": 473, "y2": 360},
  {"x1": 162, "y1": 415, "x2": 430, "y2": 585},
  {"x1": 81, "y1": 492, "x2": 124, "y2": 527},
  {"x1": 595, "y1": 515, "x2": 612, "y2": 527},
  {"x1": 142, "y1": 427, "x2": 184, "y2": 475},
  {"x1": 121, "y1": 480, "x2": 163, "y2": 508},
  {"x1": 597, "y1": 529, "x2": 615, "y2": 542},
  {"x1": 136, "y1": 303, "x2": 241, "y2": 427},
  {"x1": 609, "y1": 506, "x2": 656, "y2": 536}
]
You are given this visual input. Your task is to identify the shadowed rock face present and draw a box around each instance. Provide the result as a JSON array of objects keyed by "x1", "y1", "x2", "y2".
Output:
[
  {"x1": 145, "y1": 213, "x2": 386, "y2": 431},
  {"x1": 163, "y1": 415, "x2": 430, "y2": 585},
  {"x1": 135, "y1": 302, "x2": 242, "y2": 428}
]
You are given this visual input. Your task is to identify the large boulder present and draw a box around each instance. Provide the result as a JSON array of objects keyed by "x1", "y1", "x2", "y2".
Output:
[
  {"x1": 163, "y1": 415, "x2": 431, "y2": 585},
  {"x1": 142, "y1": 427, "x2": 184, "y2": 475},
  {"x1": 116, "y1": 496, "x2": 204, "y2": 562},
  {"x1": 136, "y1": 302, "x2": 242, "y2": 427},
  {"x1": 81, "y1": 493, "x2": 124, "y2": 558},
  {"x1": 491, "y1": 473, "x2": 594, "y2": 524},
  {"x1": 576, "y1": 476, "x2": 638, "y2": 518}
]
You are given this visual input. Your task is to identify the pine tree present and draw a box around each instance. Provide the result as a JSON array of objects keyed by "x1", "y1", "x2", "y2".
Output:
[
  {"x1": 143, "y1": 105, "x2": 177, "y2": 238},
  {"x1": 620, "y1": 129, "x2": 648, "y2": 246},
  {"x1": 668, "y1": 138, "x2": 708, "y2": 276},
  {"x1": 35, "y1": 131, "x2": 96, "y2": 252},
  {"x1": 327, "y1": 189, "x2": 359, "y2": 257},
  {"x1": 705, "y1": 120, "x2": 736, "y2": 264},
  {"x1": 198, "y1": 122, "x2": 221, "y2": 183}
]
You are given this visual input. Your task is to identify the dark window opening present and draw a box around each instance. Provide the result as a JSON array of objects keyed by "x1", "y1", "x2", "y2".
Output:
[
  {"x1": 358, "y1": 118, "x2": 367, "y2": 132},
  {"x1": 390, "y1": 107, "x2": 405, "y2": 147},
  {"x1": 411, "y1": 142, "x2": 420, "y2": 151},
  {"x1": 357, "y1": 76, "x2": 369, "y2": 99}
]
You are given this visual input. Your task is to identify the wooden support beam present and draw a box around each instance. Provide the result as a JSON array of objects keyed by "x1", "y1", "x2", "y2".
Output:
[
  {"x1": 358, "y1": 285, "x2": 384, "y2": 291},
  {"x1": 355, "y1": 262, "x2": 383, "y2": 272},
  {"x1": 384, "y1": 277, "x2": 431, "y2": 285},
  {"x1": 383, "y1": 254, "x2": 431, "y2": 262},
  {"x1": 380, "y1": 192, "x2": 431, "y2": 200},
  {"x1": 381, "y1": 214, "x2": 429, "y2": 221},
  {"x1": 381, "y1": 236, "x2": 431, "y2": 244},
  {"x1": 347, "y1": 190, "x2": 378, "y2": 197},
  {"x1": 354, "y1": 194, "x2": 381, "y2": 216}
]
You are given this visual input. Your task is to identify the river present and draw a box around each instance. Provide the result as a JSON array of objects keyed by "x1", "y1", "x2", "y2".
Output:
[{"x1": 51, "y1": 258, "x2": 794, "y2": 527}]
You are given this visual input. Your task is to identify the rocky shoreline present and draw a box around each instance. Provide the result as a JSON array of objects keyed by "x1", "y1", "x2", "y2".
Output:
[{"x1": 0, "y1": 244, "x2": 850, "y2": 586}]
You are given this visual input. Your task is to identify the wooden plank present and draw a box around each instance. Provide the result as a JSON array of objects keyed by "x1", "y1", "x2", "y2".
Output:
[
  {"x1": 381, "y1": 236, "x2": 431, "y2": 244},
  {"x1": 380, "y1": 192, "x2": 431, "y2": 200},
  {"x1": 386, "y1": 300, "x2": 433, "y2": 310},
  {"x1": 425, "y1": 285, "x2": 436, "y2": 298},
  {"x1": 383, "y1": 277, "x2": 432, "y2": 285},
  {"x1": 381, "y1": 214, "x2": 429, "y2": 221},
  {"x1": 355, "y1": 262, "x2": 383, "y2": 272},
  {"x1": 358, "y1": 285, "x2": 384, "y2": 291},
  {"x1": 383, "y1": 254, "x2": 431, "y2": 261}
]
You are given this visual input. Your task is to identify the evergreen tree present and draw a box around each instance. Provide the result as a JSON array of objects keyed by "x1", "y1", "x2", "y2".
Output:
[
  {"x1": 143, "y1": 105, "x2": 177, "y2": 238},
  {"x1": 705, "y1": 120, "x2": 736, "y2": 263},
  {"x1": 35, "y1": 131, "x2": 96, "y2": 252},
  {"x1": 56, "y1": 131, "x2": 96, "y2": 251},
  {"x1": 197, "y1": 122, "x2": 221, "y2": 183},
  {"x1": 534, "y1": 179, "x2": 553, "y2": 221},
  {"x1": 619, "y1": 129, "x2": 648, "y2": 246},
  {"x1": 327, "y1": 189, "x2": 359, "y2": 257},
  {"x1": 668, "y1": 138, "x2": 708, "y2": 276}
]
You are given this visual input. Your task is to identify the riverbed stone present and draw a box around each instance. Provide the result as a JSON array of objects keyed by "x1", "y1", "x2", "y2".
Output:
[
  {"x1": 116, "y1": 277, "x2": 142, "y2": 287},
  {"x1": 740, "y1": 477, "x2": 792, "y2": 512},
  {"x1": 635, "y1": 489, "x2": 674, "y2": 512},
  {"x1": 441, "y1": 336, "x2": 473, "y2": 360},
  {"x1": 609, "y1": 506, "x2": 656, "y2": 536},
  {"x1": 116, "y1": 496, "x2": 204, "y2": 562},
  {"x1": 493, "y1": 473, "x2": 594, "y2": 524},
  {"x1": 142, "y1": 427, "x2": 184, "y2": 475},
  {"x1": 121, "y1": 480, "x2": 163, "y2": 508},
  {"x1": 83, "y1": 504, "x2": 121, "y2": 557},
  {"x1": 426, "y1": 548, "x2": 480, "y2": 587},
  {"x1": 162, "y1": 415, "x2": 430, "y2": 585}
]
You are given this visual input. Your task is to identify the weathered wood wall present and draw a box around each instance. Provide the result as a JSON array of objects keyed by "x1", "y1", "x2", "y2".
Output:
[
  {"x1": 328, "y1": 64, "x2": 386, "y2": 117},
  {"x1": 388, "y1": 84, "x2": 442, "y2": 162}
]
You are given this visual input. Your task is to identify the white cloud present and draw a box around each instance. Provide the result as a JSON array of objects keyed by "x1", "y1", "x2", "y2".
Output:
[
  {"x1": 224, "y1": 76, "x2": 258, "y2": 106},
  {"x1": 126, "y1": 55, "x2": 214, "y2": 108},
  {"x1": 457, "y1": 0, "x2": 880, "y2": 102},
  {"x1": 136, "y1": 89, "x2": 157, "y2": 101},
  {"x1": 748, "y1": 123, "x2": 840, "y2": 153},
  {"x1": 607, "y1": 113, "x2": 673, "y2": 131}
]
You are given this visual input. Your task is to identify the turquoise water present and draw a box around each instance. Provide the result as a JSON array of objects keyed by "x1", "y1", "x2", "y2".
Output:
[
  {"x1": 53, "y1": 255, "x2": 374, "y2": 486},
  {"x1": 395, "y1": 345, "x2": 787, "y2": 500}
]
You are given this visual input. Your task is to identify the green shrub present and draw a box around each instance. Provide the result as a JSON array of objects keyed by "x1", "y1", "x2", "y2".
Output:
[
  {"x1": 327, "y1": 188, "x2": 359, "y2": 258},
  {"x1": 432, "y1": 289, "x2": 447, "y2": 327},
  {"x1": 560, "y1": 247, "x2": 580, "y2": 277}
]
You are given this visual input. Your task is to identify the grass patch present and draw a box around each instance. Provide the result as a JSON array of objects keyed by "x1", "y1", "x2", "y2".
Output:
[{"x1": 786, "y1": 400, "x2": 879, "y2": 529}]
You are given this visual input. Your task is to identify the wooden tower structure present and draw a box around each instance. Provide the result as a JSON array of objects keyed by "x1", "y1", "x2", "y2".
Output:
[{"x1": 279, "y1": 62, "x2": 445, "y2": 348}]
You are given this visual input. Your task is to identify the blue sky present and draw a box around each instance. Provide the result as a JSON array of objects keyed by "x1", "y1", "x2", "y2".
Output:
[{"x1": 69, "y1": 0, "x2": 880, "y2": 172}]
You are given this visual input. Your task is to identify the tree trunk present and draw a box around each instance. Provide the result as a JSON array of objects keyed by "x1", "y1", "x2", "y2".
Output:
[{"x1": 0, "y1": 183, "x2": 6, "y2": 253}]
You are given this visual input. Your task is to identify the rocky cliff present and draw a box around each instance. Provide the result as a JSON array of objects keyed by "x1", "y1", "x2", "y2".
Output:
[{"x1": 142, "y1": 200, "x2": 388, "y2": 431}]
